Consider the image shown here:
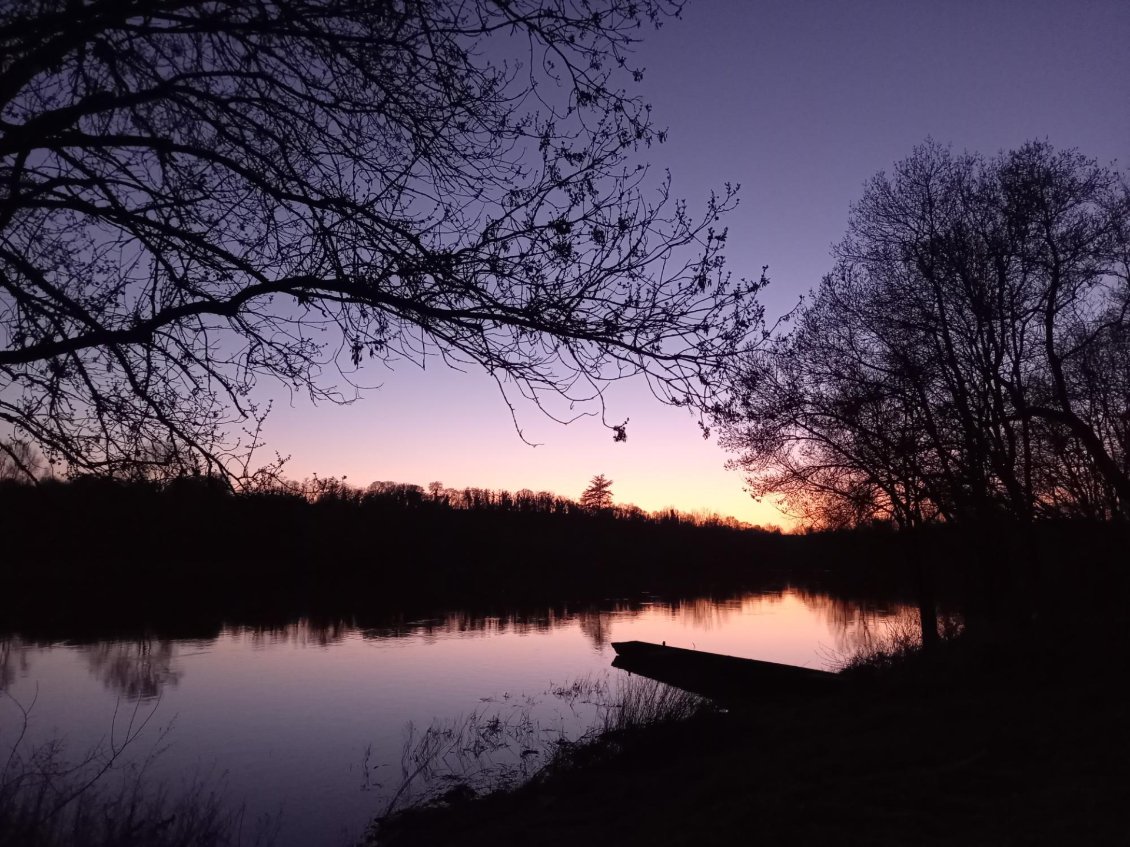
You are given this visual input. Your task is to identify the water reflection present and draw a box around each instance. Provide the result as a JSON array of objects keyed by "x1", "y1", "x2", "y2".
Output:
[
  {"x1": 794, "y1": 590, "x2": 910, "y2": 654},
  {"x1": 239, "y1": 618, "x2": 354, "y2": 649},
  {"x1": 81, "y1": 638, "x2": 183, "y2": 701},
  {"x1": 0, "y1": 637, "x2": 31, "y2": 690},
  {"x1": 1, "y1": 586, "x2": 935, "y2": 701},
  {"x1": 666, "y1": 596, "x2": 745, "y2": 631},
  {"x1": 577, "y1": 609, "x2": 614, "y2": 648},
  {"x1": 363, "y1": 609, "x2": 566, "y2": 641}
]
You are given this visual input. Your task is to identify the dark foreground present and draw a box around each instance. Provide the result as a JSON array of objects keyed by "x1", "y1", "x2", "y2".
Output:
[{"x1": 376, "y1": 635, "x2": 1129, "y2": 846}]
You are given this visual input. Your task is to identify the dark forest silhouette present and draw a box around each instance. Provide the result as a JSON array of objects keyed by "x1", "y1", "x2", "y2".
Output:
[{"x1": 0, "y1": 471, "x2": 789, "y2": 636}]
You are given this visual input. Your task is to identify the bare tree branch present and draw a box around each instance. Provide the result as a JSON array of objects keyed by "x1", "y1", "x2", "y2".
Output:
[{"x1": 0, "y1": 0, "x2": 763, "y2": 480}]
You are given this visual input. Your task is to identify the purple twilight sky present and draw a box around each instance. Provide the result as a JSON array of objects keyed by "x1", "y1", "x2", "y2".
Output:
[{"x1": 259, "y1": 0, "x2": 1130, "y2": 527}]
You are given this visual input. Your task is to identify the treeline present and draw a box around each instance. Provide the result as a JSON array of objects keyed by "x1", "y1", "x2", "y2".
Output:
[
  {"x1": 347, "y1": 476, "x2": 761, "y2": 531},
  {"x1": 0, "y1": 473, "x2": 783, "y2": 633},
  {"x1": 0, "y1": 455, "x2": 762, "y2": 532},
  {"x1": 3, "y1": 473, "x2": 1127, "y2": 641},
  {"x1": 724, "y1": 141, "x2": 1130, "y2": 529}
]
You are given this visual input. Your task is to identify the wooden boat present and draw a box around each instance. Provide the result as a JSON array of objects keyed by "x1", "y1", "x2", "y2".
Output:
[{"x1": 610, "y1": 640, "x2": 841, "y2": 700}]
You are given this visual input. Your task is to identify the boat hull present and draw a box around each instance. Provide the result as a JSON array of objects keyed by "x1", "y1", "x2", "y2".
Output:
[{"x1": 610, "y1": 640, "x2": 840, "y2": 700}]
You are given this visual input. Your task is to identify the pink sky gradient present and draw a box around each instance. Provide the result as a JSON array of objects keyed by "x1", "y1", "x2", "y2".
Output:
[{"x1": 257, "y1": 0, "x2": 1130, "y2": 527}]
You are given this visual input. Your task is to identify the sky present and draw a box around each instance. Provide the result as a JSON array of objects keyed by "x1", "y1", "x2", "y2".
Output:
[{"x1": 258, "y1": 0, "x2": 1130, "y2": 528}]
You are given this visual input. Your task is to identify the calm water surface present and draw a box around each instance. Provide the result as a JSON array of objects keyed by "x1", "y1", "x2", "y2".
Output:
[{"x1": 1, "y1": 589, "x2": 913, "y2": 846}]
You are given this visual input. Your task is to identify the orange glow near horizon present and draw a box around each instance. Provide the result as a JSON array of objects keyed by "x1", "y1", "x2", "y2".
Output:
[{"x1": 260, "y1": 366, "x2": 795, "y2": 530}]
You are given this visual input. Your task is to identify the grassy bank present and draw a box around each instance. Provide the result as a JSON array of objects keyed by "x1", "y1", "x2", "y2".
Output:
[{"x1": 372, "y1": 630, "x2": 1130, "y2": 846}]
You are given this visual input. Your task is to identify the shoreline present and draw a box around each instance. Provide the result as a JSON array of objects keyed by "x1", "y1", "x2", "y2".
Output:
[{"x1": 373, "y1": 634, "x2": 1130, "y2": 846}]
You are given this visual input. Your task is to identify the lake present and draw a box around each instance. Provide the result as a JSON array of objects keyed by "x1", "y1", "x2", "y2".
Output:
[{"x1": 1, "y1": 587, "x2": 917, "y2": 846}]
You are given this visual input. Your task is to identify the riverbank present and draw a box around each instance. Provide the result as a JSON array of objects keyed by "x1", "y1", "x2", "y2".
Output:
[
  {"x1": 373, "y1": 632, "x2": 1129, "y2": 846},
  {"x1": 7, "y1": 475, "x2": 1128, "y2": 644}
]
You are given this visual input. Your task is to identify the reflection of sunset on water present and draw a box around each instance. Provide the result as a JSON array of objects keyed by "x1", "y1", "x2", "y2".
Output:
[
  {"x1": 1, "y1": 586, "x2": 933, "y2": 847},
  {"x1": 596, "y1": 591, "x2": 912, "y2": 669},
  {"x1": 2, "y1": 590, "x2": 925, "y2": 707}
]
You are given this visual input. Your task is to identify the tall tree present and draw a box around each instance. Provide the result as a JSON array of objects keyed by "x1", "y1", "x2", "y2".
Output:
[
  {"x1": 0, "y1": 0, "x2": 761, "y2": 480},
  {"x1": 580, "y1": 473, "x2": 614, "y2": 509},
  {"x1": 723, "y1": 141, "x2": 1130, "y2": 527}
]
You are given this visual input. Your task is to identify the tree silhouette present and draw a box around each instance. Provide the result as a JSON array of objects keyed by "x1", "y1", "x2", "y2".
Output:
[
  {"x1": 723, "y1": 141, "x2": 1130, "y2": 527},
  {"x1": 580, "y1": 473, "x2": 614, "y2": 510},
  {"x1": 0, "y1": 0, "x2": 762, "y2": 480}
]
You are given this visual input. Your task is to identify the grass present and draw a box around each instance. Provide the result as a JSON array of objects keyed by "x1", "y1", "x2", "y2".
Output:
[
  {"x1": 832, "y1": 609, "x2": 964, "y2": 678},
  {"x1": 368, "y1": 675, "x2": 709, "y2": 845},
  {"x1": 595, "y1": 677, "x2": 705, "y2": 735},
  {"x1": 377, "y1": 707, "x2": 551, "y2": 818}
]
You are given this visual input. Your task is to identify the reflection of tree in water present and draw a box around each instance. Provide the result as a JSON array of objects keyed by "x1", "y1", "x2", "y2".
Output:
[
  {"x1": 238, "y1": 619, "x2": 353, "y2": 648},
  {"x1": 669, "y1": 596, "x2": 746, "y2": 631},
  {"x1": 576, "y1": 609, "x2": 614, "y2": 648},
  {"x1": 83, "y1": 639, "x2": 182, "y2": 700},
  {"x1": 226, "y1": 612, "x2": 567, "y2": 647},
  {"x1": 360, "y1": 611, "x2": 562, "y2": 643},
  {"x1": 793, "y1": 589, "x2": 907, "y2": 654},
  {"x1": 436, "y1": 611, "x2": 558, "y2": 638},
  {"x1": 117, "y1": 587, "x2": 924, "y2": 658},
  {"x1": 0, "y1": 638, "x2": 31, "y2": 690}
]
